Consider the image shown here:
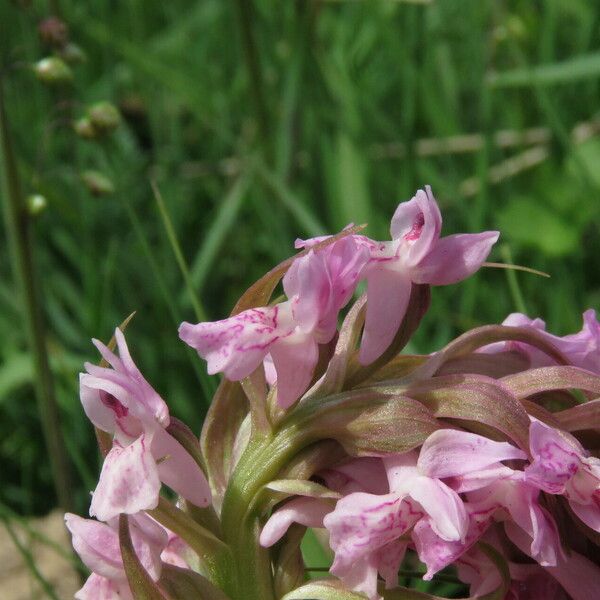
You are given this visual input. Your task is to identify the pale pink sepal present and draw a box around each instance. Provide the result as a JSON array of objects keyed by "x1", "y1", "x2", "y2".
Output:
[
  {"x1": 259, "y1": 497, "x2": 332, "y2": 547},
  {"x1": 152, "y1": 427, "x2": 211, "y2": 507},
  {"x1": 413, "y1": 231, "x2": 500, "y2": 286},
  {"x1": 418, "y1": 429, "x2": 526, "y2": 479}
]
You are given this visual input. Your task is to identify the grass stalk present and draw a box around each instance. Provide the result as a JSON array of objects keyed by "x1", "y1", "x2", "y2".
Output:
[
  {"x1": 233, "y1": 0, "x2": 272, "y2": 158},
  {"x1": 0, "y1": 79, "x2": 73, "y2": 512},
  {"x1": 151, "y1": 180, "x2": 207, "y2": 322}
]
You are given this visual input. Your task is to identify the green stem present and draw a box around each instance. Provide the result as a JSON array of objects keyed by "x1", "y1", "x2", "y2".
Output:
[
  {"x1": 220, "y1": 427, "x2": 304, "y2": 600},
  {"x1": 0, "y1": 79, "x2": 73, "y2": 512}
]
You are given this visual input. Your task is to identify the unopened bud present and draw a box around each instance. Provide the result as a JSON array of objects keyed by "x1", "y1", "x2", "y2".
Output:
[
  {"x1": 81, "y1": 170, "x2": 115, "y2": 196},
  {"x1": 60, "y1": 43, "x2": 86, "y2": 65},
  {"x1": 26, "y1": 194, "x2": 48, "y2": 215},
  {"x1": 73, "y1": 117, "x2": 97, "y2": 139},
  {"x1": 34, "y1": 57, "x2": 73, "y2": 85},
  {"x1": 87, "y1": 101, "x2": 121, "y2": 133},
  {"x1": 38, "y1": 16, "x2": 69, "y2": 49}
]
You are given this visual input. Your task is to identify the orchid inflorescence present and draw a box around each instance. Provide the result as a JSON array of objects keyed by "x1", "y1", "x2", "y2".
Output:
[{"x1": 66, "y1": 187, "x2": 600, "y2": 600}]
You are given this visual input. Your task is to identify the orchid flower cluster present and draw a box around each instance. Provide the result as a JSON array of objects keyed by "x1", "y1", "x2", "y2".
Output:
[{"x1": 66, "y1": 187, "x2": 600, "y2": 600}]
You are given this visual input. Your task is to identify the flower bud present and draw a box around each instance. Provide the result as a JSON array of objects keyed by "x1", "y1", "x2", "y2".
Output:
[
  {"x1": 81, "y1": 170, "x2": 115, "y2": 196},
  {"x1": 73, "y1": 117, "x2": 97, "y2": 140},
  {"x1": 60, "y1": 43, "x2": 86, "y2": 65},
  {"x1": 34, "y1": 57, "x2": 73, "y2": 85},
  {"x1": 88, "y1": 101, "x2": 121, "y2": 133},
  {"x1": 26, "y1": 194, "x2": 48, "y2": 215},
  {"x1": 38, "y1": 16, "x2": 69, "y2": 49}
]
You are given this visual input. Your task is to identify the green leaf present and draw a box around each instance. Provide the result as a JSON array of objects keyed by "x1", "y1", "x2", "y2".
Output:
[
  {"x1": 281, "y1": 578, "x2": 367, "y2": 599},
  {"x1": 407, "y1": 374, "x2": 531, "y2": 451},
  {"x1": 158, "y1": 564, "x2": 231, "y2": 600},
  {"x1": 118, "y1": 515, "x2": 170, "y2": 600},
  {"x1": 497, "y1": 198, "x2": 578, "y2": 257},
  {"x1": 488, "y1": 52, "x2": 600, "y2": 88},
  {"x1": 501, "y1": 366, "x2": 600, "y2": 399}
]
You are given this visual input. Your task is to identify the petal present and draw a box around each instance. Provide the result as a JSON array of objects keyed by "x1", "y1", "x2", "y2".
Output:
[
  {"x1": 383, "y1": 451, "x2": 419, "y2": 491},
  {"x1": 65, "y1": 514, "x2": 124, "y2": 581},
  {"x1": 80, "y1": 374, "x2": 118, "y2": 434},
  {"x1": 407, "y1": 475, "x2": 468, "y2": 542},
  {"x1": 259, "y1": 497, "x2": 332, "y2": 547},
  {"x1": 546, "y1": 548, "x2": 600, "y2": 600},
  {"x1": 151, "y1": 427, "x2": 211, "y2": 507},
  {"x1": 75, "y1": 574, "x2": 132, "y2": 600},
  {"x1": 331, "y1": 555, "x2": 381, "y2": 600},
  {"x1": 179, "y1": 304, "x2": 293, "y2": 380},
  {"x1": 500, "y1": 480, "x2": 561, "y2": 566},
  {"x1": 569, "y1": 499, "x2": 600, "y2": 532},
  {"x1": 418, "y1": 429, "x2": 526, "y2": 479},
  {"x1": 391, "y1": 186, "x2": 442, "y2": 266},
  {"x1": 559, "y1": 309, "x2": 600, "y2": 373},
  {"x1": 90, "y1": 435, "x2": 161, "y2": 522},
  {"x1": 320, "y1": 457, "x2": 389, "y2": 496},
  {"x1": 270, "y1": 333, "x2": 319, "y2": 408},
  {"x1": 525, "y1": 419, "x2": 584, "y2": 494},
  {"x1": 413, "y1": 231, "x2": 499, "y2": 285},
  {"x1": 283, "y1": 251, "x2": 327, "y2": 333},
  {"x1": 449, "y1": 463, "x2": 516, "y2": 493},
  {"x1": 359, "y1": 269, "x2": 411, "y2": 365},
  {"x1": 376, "y1": 540, "x2": 408, "y2": 590},
  {"x1": 323, "y1": 492, "x2": 415, "y2": 570}
]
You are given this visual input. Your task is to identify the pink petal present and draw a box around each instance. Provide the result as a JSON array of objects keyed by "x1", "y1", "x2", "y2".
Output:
[
  {"x1": 270, "y1": 333, "x2": 319, "y2": 408},
  {"x1": 449, "y1": 463, "x2": 516, "y2": 493},
  {"x1": 283, "y1": 251, "x2": 327, "y2": 333},
  {"x1": 500, "y1": 480, "x2": 561, "y2": 566},
  {"x1": 75, "y1": 574, "x2": 132, "y2": 600},
  {"x1": 406, "y1": 475, "x2": 468, "y2": 542},
  {"x1": 332, "y1": 555, "x2": 380, "y2": 600},
  {"x1": 413, "y1": 231, "x2": 499, "y2": 285},
  {"x1": 546, "y1": 548, "x2": 600, "y2": 600},
  {"x1": 90, "y1": 435, "x2": 161, "y2": 522},
  {"x1": 390, "y1": 186, "x2": 442, "y2": 266},
  {"x1": 259, "y1": 496, "x2": 332, "y2": 547},
  {"x1": 418, "y1": 429, "x2": 526, "y2": 479},
  {"x1": 559, "y1": 309, "x2": 600, "y2": 373},
  {"x1": 80, "y1": 374, "x2": 119, "y2": 435},
  {"x1": 526, "y1": 419, "x2": 584, "y2": 494},
  {"x1": 320, "y1": 457, "x2": 389, "y2": 496},
  {"x1": 359, "y1": 269, "x2": 411, "y2": 365},
  {"x1": 179, "y1": 304, "x2": 293, "y2": 380},
  {"x1": 376, "y1": 540, "x2": 408, "y2": 589},
  {"x1": 151, "y1": 427, "x2": 211, "y2": 507},
  {"x1": 569, "y1": 499, "x2": 600, "y2": 532},
  {"x1": 383, "y1": 451, "x2": 419, "y2": 491},
  {"x1": 64, "y1": 514, "x2": 124, "y2": 581},
  {"x1": 324, "y1": 492, "x2": 417, "y2": 571}
]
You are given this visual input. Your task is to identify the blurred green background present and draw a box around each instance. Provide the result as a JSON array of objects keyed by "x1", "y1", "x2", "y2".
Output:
[{"x1": 1, "y1": 0, "x2": 599, "y2": 526}]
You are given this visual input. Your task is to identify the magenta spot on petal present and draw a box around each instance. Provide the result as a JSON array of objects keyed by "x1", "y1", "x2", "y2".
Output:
[
  {"x1": 404, "y1": 212, "x2": 425, "y2": 241},
  {"x1": 100, "y1": 390, "x2": 129, "y2": 418}
]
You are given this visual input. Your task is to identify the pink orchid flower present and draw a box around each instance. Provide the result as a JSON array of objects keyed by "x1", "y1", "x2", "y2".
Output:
[
  {"x1": 180, "y1": 236, "x2": 370, "y2": 408},
  {"x1": 357, "y1": 187, "x2": 498, "y2": 364},
  {"x1": 259, "y1": 457, "x2": 388, "y2": 548},
  {"x1": 482, "y1": 310, "x2": 600, "y2": 373},
  {"x1": 412, "y1": 429, "x2": 561, "y2": 578},
  {"x1": 80, "y1": 329, "x2": 211, "y2": 521},
  {"x1": 525, "y1": 418, "x2": 600, "y2": 531},
  {"x1": 298, "y1": 187, "x2": 499, "y2": 365},
  {"x1": 65, "y1": 512, "x2": 168, "y2": 600},
  {"x1": 322, "y1": 451, "x2": 469, "y2": 600}
]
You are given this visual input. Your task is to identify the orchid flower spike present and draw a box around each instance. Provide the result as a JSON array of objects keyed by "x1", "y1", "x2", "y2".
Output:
[{"x1": 80, "y1": 329, "x2": 211, "y2": 521}]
